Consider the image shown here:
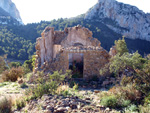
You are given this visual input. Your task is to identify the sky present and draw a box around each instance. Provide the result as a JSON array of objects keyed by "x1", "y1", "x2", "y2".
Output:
[{"x1": 12, "y1": 0, "x2": 150, "y2": 24}]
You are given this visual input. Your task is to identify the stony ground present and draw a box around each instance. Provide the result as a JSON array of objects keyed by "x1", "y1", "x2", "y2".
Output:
[
  {"x1": 0, "y1": 78, "x2": 120, "y2": 113},
  {"x1": 13, "y1": 87, "x2": 120, "y2": 113}
]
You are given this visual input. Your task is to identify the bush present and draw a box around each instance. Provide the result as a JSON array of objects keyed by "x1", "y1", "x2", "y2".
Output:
[
  {"x1": 20, "y1": 82, "x2": 28, "y2": 88},
  {"x1": 2, "y1": 67, "x2": 24, "y2": 82},
  {"x1": 115, "y1": 37, "x2": 128, "y2": 56},
  {"x1": 125, "y1": 104, "x2": 138, "y2": 112},
  {"x1": 15, "y1": 99, "x2": 26, "y2": 110},
  {"x1": 121, "y1": 99, "x2": 131, "y2": 108},
  {"x1": 73, "y1": 83, "x2": 78, "y2": 91},
  {"x1": 10, "y1": 62, "x2": 22, "y2": 68},
  {"x1": 139, "y1": 104, "x2": 150, "y2": 113},
  {"x1": 32, "y1": 81, "x2": 57, "y2": 98},
  {"x1": 100, "y1": 95, "x2": 118, "y2": 108},
  {"x1": 109, "y1": 84, "x2": 142, "y2": 103},
  {"x1": 56, "y1": 84, "x2": 69, "y2": 94},
  {"x1": 0, "y1": 56, "x2": 7, "y2": 74},
  {"x1": 28, "y1": 71, "x2": 70, "y2": 99},
  {"x1": 0, "y1": 97, "x2": 12, "y2": 113}
]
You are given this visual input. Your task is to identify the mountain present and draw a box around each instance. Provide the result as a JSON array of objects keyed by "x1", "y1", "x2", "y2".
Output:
[
  {"x1": 0, "y1": 0, "x2": 150, "y2": 60},
  {"x1": 0, "y1": 7, "x2": 21, "y2": 25},
  {"x1": 0, "y1": 0, "x2": 23, "y2": 24},
  {"x1": 85, "y1": 0, "x2": 150, "y2": 41}
]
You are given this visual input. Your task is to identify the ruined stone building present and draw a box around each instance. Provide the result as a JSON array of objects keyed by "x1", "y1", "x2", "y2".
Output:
[{"x1": 35, "y1": 25, "x2": 110, "y2": 79}]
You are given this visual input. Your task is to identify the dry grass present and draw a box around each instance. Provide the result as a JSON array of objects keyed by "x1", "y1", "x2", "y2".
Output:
[
  {"x1": 56, "y1": 83, "x2": 69, "y2": 94},
  {"x1": 0, "y1": 96, "x2": 12, "y2": 113},
  {"x1": 1, "y1": 67, "x2": 24, "y2": 82}
]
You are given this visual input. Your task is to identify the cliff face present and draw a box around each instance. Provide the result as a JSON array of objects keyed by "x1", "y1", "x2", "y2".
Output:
[
  {"x1": 85, "y1": 0, "x2": 150, "y2": 41},
  {"x1": 0, "y1": 0, "x2": 23, "y2": 24}
]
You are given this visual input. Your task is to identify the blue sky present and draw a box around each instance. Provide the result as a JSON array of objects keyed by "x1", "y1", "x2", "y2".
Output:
[{"x1": 12, "y1": 0, "x2": 150, "y2": 24}]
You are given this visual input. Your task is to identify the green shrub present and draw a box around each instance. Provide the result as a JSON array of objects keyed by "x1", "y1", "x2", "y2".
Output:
[
  {"x1": 0, "y1": 56, "x2": 8, "y2": 74},
  {"x1": 2, "y1": 67, "x2": 24, "y2": 82},
  {"x1": 100, "y1": 95, "x2": 118, "y2": 108},
  {"x1": 61, "y1": 90, "x2": 71, "y2": 97},
  {"x1": 29, "y1": 71, "x2": 69, "y2": 99},
  {"x1": 125, "y1": 104, "x2": 138, "y2": 112},
  {"x1": 10, "y1": 62, "x2": 22, "y2": 68},
  {"x1": 32, "y1": 81, "x2": 57, "y2": 98},
  {"x1": 139, "y1": 104, "x2": 150, "y2": 113},
  {"x1": 73, "y1": 83, "x2": 78, "y2": 91},
  {"x1": 115, "y1": 37, "x2": 128, "y2": 56},
  {"x1": 121, "y1": 99, "x2": 131, "y2": 107},
  {"x1": 144, "y1": 94, "x2": 150, "y2": 104},
  {"x1": 15, "y1": 99, "x2": 26, "y2": 110},
  {"x1": 23, "y1": 56, "x2": 36, "y2": 74},
  {"x1": 0, "y1": 97, "x2": 12, "y2": 113},
  {"x1": 109, "y1": 84, "x2": 142, "y2": 103},
  {"x1": 20, "y1": 82, "x2": 28, "y2": 88},
  {"x1": 69, "y1": 81, "x2": 75, "y2": 88}
]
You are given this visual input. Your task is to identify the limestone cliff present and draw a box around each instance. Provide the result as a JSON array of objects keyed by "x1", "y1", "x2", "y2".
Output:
[
  {"x1": 0, "y1": 0, "x2": 23, "y2": 24},
  {"x1": 85, "y1": 0, "x2": 150, "y2": 41}
]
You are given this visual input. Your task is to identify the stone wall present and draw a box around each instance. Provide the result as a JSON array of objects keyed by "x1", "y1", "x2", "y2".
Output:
[
  {"x1": 84, "y1": 50, "x2": 110, "y2": 79},
  {"x1": 34, "y1": 25, "x2": 110, "y2": 79},
  {"x1": 59, "y1": 46, "x2": 110, "y2": 79}
]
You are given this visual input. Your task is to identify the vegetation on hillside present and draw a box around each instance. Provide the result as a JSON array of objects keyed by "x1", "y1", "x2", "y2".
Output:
[
  {"x1": 0, "y1": 38, "x2": 150, "y2": 112},
  {"x1": 99, "y1": 38, "x2": 150, "y2": 112},
  {"x1": 0, "y1": 17, "x2": 150, "y2": 60}
]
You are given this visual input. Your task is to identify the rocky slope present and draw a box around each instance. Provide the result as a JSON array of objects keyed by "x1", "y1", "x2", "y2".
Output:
[
  {"x1": 85, "y1": 0, "x2": 150, "y2": 41},
  {"x1": 0, "y1": 0, "x2": 23, "y2": 24},
  {"x1": 0, "y1": 7, "x2": 20, "y2": 25}
]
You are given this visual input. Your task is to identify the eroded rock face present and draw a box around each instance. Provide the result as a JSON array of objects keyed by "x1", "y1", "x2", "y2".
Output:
[
  {"x1": 0, "y1": 0, "x2": 23, "y2": 24},
  {"x1": 85, "y1": 0, "x2": 150, "y2": 41},
  {"x1": 35, "y1": 25, "x2": 110, "y2": 78},
  {"x1": 109, "y1": 46, "x2": 117, "y2": 57}
]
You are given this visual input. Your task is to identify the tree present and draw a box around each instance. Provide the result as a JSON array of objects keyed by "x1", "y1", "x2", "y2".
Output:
[
  {"x1": 0, "y1": 56, "x2": 6, "y2": 73},
  {"x1": 115, "y1": 37, "x2": 128, "y2": 56}
]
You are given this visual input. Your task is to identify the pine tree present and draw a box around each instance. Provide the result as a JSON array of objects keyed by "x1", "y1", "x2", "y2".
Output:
[{"x1": 115, "y1": 37, "x2": 128, "y2": 56}]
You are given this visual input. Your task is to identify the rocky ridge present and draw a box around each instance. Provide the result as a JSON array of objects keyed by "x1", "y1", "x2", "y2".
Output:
[
  {"x1": 85, "y1": 0, "x2": 150, "y2": 41},
  {"x1": 0, "y1": 0, "x2": 23, "y2": 24}
]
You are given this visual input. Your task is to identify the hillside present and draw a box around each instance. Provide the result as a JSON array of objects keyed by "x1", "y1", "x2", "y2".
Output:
[
  {"x1": 0, "y1": 0, "x2": 150, "y2": 60},
  {"x1": 0, "y1": 17, "x2": 150, "y2": 60},
  {"x1": 0, "y1": 7, "x2": 20, "y2": 25},
  {"x1": 0, "y1": 0, "x2": 23, "y2": 24}
]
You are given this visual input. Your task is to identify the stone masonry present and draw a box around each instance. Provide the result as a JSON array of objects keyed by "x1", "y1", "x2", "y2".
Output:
[{"x1": 35, "y1": 25, "x2": 110, "y2": 79}]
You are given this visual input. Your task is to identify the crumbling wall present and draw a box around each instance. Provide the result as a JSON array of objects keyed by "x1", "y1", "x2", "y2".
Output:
[
  {"x1": 61, "y1": 26, "x2": 101, "y2": 47},
  {"x1": 84, "y1": 49, "x2": 110, "y2": 79},
  {"x1": 34, "y1": 25, "x2": 110, "y2": 79}
]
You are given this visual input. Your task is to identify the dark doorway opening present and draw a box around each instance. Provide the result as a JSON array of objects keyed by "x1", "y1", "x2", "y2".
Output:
[{"x1": 69, "y1": 53, "x2": 83, "y2": 78}]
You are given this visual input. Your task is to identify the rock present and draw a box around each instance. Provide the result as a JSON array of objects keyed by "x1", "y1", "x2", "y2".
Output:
[
  {"x1": 0, "y1": 0, "x2": 23, "y2": 24},
  {"x1": 66, "y1": 106, "x2": 71, "y2": 111},
  {"x1": 44, "y1": 110, "x2": 52, "y2": 113},
  {"x1": 105, "y1": 107, "x2": 111, "y2": 111},
  {"x1": 85, "y1": 0, "x2": 150, "y2": 42},
  {"x1": 102, "y1": 81, "x2": 110, "y2": 87},
  {"x1": 42, "y1": 105, "x2": 47, "y2": 110},
  {"x1": 46, "y1": 105, "x2": 52, "y2": 110},
  {"x1": 109, "y1": 46, "x2": 117, "y2": 57},
  {"x1": 18, "y1": 78, "x2": 23, "y2": 84},
  {"x1": 85, "y1": 97, "x2": 90, "y2": 100},
  {"x1": 55, "y1": 107, "x2": 67, "y2": 113},
  {"x1": 94, "y1": 90, "x2": 100, "y2": 93}
]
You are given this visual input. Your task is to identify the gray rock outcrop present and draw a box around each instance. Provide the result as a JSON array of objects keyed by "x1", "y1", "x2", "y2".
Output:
[
  {"x1": 0, "y1": 0, "x2": 23, "y2": 24},
  {"x1": 85, "y1": 0, "x2": 150, "y2": 41}
]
